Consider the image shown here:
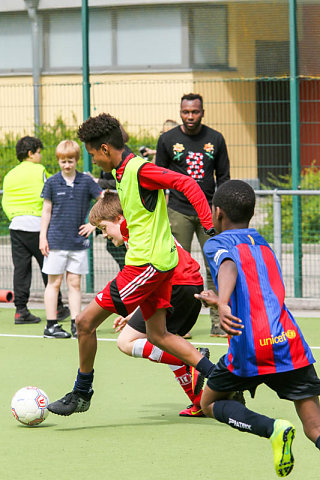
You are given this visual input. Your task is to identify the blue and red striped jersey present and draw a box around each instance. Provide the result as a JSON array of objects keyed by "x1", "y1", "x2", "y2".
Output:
[{"x1": 204, "y1": 228, "x2": 315, "y2": 377}]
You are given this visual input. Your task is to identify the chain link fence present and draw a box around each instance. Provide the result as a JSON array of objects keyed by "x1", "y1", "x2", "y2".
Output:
[{"x1": 0, "y1": 1, "x2": 319, "y2": 298}]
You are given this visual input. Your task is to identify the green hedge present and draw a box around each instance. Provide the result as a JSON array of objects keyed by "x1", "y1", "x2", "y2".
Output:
[{"x1": 0, "y1": 117, "x2": 158, "y2": 233}]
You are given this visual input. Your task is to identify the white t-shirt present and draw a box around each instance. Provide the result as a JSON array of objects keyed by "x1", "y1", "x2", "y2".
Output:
[{"x1": 9, "y1": 215, "x2": 41, "y2": 232}]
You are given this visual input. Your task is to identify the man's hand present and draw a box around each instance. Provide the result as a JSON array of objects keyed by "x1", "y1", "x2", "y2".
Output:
[{"x1": 79, "y1": 223, "x2": 96, "y2": 238}]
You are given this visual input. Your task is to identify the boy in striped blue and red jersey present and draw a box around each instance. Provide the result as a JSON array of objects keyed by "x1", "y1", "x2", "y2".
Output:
[{"x1": 196, "y1": 180, "x2": 320, "y2": 478}]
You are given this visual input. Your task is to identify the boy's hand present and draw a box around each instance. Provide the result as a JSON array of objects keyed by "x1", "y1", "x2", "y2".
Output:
[
  {"x1": 218, "y1": 303, "x2": 243, "y2": 337},
  {"x1": 39, "y1": 238, "x2": 49, "y2": 257},
  {"x1": 79, "y1": 223, "x2": 96, "y2": 238},
  {"x1": 194, "y1": 290, "x2": 219, "y2": 308},
  {"x1": 113, "y1": 315, "x2": 129, "y2": 332}
]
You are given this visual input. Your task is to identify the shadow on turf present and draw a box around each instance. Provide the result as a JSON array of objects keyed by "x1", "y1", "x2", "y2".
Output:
[
  {"x1": 15, "y1": 422, "x2": 57, "y2": 429},
  {"x1": 55, "y1": 403, "x2": 212, "y2": 431}
]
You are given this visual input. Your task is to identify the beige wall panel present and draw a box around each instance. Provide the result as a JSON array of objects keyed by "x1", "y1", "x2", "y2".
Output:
[
  {"x1": 41, "y1": 75, "x2": 83, "y2": 129},
  {"x1": 194, "y1": 73, "x2": 257, "y2": 181},
  {"x1": 0, "y1": 77, "x2": 34, "y2": 137},
  {"x1": 89, "y1": 72, "x2": 194, "y2": 136}
]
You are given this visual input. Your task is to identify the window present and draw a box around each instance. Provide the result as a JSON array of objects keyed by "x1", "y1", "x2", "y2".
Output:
[
  {"x1": 191, "y1": 6, "x2": 228, "y2": 68},
  {"x1": 117, "y1": 7, "x2": 182, "y2": 67},
  {"x1": 0, "y1": 13, "x2": 32, "y2": 71},
  {"x1": 46, "y1": 9, "x2": 112, "y2": 70},
  {"x1": 0, "y1": 4, "x2": 229, "y2": 75}
]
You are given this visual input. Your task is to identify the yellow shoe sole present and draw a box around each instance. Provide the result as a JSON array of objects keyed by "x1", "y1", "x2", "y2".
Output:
[{"x1": 270, "y1": 419, "x2": 295, "y2": 477}]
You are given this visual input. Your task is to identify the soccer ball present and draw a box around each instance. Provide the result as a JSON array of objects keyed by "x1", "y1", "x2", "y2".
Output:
[{"x1": 11, "y1": 386, "x2": 50, "y2": 426}]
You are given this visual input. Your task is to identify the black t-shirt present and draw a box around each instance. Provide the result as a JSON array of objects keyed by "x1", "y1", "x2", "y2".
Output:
[{"x1": 156, "y1": 125, "x2": 230, "y2": 216}]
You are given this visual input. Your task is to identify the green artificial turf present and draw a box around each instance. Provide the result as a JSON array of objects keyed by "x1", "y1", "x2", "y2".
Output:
[{"x1": 0, "y1": 308, "x2": 319, "y2": 480}]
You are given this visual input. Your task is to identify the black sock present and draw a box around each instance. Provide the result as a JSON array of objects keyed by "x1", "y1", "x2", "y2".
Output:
[
  {"x1": 195, "y1": 356, "x2": 215, "y2": 377},
  {"x1": 46, "y1": 320, "x2": 56, "y2": 328},
  {"x1": 315, "y1": 436, "x2": 320, "y2": 450},
  {"x1": 213, "y1": 400, "x2": 275, "y2": 438},
  {"x1": 71, "y1": 319, "x2": 75, "y2": 324},
  {"x1": 74, "y1": 368, "x2": 94, "y2": 394}
]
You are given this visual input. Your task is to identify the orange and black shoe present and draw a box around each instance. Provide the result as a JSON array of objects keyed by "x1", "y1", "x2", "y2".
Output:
[{"x1": 179, "y1": 403, "x2": 205, "y2": 417}]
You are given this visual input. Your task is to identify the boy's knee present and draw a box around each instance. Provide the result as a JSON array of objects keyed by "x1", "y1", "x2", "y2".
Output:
[
  {"x1": 48, "y1": 276, "x2": 62, "y2": 290},
  {"x1": 200, "y1": 398, "x2": 214, "y2": 418},
  {"x1": 116, "y1": 335, "x2": 132, "y2": 356},
  {"x1": 75, "y1": 312, "x2": 95, "y2": 335},
  {"x1": 146, "y1": 331, "x2": 159, "y2": 348}
]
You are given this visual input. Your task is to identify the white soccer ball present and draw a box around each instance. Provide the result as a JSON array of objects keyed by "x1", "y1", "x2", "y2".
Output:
[{"x1": 11, "y1": 386, "x2": 50, "y2": 426}]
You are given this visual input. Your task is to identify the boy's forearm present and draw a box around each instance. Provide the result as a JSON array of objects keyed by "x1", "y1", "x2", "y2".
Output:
[
  {"x1": 138, "y1": 163, "x2": 214, "y2": 230},
  {"x1": 40, "y1": 206, "x2": 51, "y2": 238},
  {"x1": 217, "y1": 260, "x2": 237, "y2": 305}
]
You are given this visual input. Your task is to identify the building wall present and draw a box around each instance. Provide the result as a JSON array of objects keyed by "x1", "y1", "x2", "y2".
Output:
[{"x1": 0, "y1": 2, "x2": 308, "y2": 183}]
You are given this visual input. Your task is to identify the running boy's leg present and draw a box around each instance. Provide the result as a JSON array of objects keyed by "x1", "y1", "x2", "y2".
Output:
[
  {"x1": 48, "y1": 300, "x2": 112, "y2": 416},
  {"x1": 294, "y1": 396, "x2": 320, "y2": 445},
  {"x1": 145, "y1": 309, "x2": 204, "y2": 368},
  {"x1": 201, "y1": 366, "x2": 295, "y2": 478},
  {"x1": 76, "y1": 300, "x2": 113, "y2": 373},
  {"x1": 117, "y1": 322, "x2": 204, "y2": 415}
]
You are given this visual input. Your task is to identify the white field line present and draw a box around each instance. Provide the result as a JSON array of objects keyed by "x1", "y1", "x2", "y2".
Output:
[{"x1": 0, "y1": 333, "x2": 320, "y2": 350}]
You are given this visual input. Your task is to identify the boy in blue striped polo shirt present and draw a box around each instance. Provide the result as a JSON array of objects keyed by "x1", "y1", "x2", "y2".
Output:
[{"x1": 40, "y1": 140, "x2": 102, "y2": 338}]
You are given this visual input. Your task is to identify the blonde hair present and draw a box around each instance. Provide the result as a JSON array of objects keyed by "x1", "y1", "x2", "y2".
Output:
[
  {"x1": 89, "y1": 191, "x2": 123, "y2": 226},
  {"x1": 55, "y1": 140, "x2": 80, "y2": 161},
  {"x1": 162, "y1": 119, "x2": 179, "y2": 133}
]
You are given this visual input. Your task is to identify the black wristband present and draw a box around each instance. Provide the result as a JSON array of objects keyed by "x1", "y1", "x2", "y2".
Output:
[{"x1": 204, "y1": 227, "x2": 216, "y2": 237}]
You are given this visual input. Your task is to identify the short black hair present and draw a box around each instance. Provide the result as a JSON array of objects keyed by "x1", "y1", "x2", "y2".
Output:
[
  {"x1": 181, "y1": 93, "x2": 203, "y2": 109},
  {"x1": 213, "y1": 180, "x2": 255, "y2": 223},
  {"x1": 15, "y1": 136, "x2": 43, "y2": 162},
  {"x1": 78, "y1": 113, "x2": 124, "y2": 150}
]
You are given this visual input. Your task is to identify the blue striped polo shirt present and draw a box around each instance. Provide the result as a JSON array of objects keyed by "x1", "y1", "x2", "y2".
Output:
[{"x1": 41, "y1": 171, "x2": 101, "y2": 250}]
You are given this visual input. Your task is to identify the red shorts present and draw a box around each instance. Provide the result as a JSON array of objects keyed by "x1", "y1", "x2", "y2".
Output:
[{"x1": 95, "y1": 264, "x2": 174, "y2": 320}]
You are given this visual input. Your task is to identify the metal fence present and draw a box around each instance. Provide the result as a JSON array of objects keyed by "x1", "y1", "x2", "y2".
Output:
[
  {"x1": 0, "y1": 188, "x2": 319, "y2": 299},
  {"x1": 0, "y1": 77, "x2": 319, "y2": 298}
]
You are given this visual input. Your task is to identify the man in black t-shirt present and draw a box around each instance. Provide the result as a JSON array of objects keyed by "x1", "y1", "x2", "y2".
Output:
[{"x1": 156, "y1": 93, "x2": 230, "y2": 337}]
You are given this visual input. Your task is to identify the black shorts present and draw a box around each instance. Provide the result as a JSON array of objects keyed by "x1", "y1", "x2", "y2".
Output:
[
  {"x1": 207, "y1": 355, "x2": 320, "y2": 401},
  {"x1": 127, "y1": 284, "x2": 203, "y2": 336}
]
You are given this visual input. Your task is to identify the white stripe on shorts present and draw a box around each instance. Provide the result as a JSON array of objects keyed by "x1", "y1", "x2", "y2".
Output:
[{"x1": 119, "y1": 265, "x2": 156, "y2": 300}]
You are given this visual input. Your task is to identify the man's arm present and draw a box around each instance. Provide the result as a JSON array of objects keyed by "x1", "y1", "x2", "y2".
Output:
[
  {"x1": 138, "y1": 163, "x2": 214, "y2": 231},
  {"x1": 154, "y1": 135, "x2": 170, "y2": 168},
  {"x1": 215, "y1": 135, "x2": 230, "y2": 187},
  {"x1": 39, "y1": 199, "x2": 52, "y2": 256}
]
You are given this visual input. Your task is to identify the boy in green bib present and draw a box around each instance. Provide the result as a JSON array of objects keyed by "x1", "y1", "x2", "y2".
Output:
[{"x1": 48, "y1": 113, "x2": 216, "y2": 416}]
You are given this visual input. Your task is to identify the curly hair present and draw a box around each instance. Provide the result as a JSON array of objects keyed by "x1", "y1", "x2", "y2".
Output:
[
  {"x1": 16, "y1": 136, "x2": 43, "y2": 162},
  {"x1": 213, "y1": 180, "x2": 255, "y2": 223},
  {"x1": 78, "y1": 113, "x2": 124, "y2": 150},
  {"x1": 181, "y1": 93, "x2": 203, "y2": 109},
  {"x1": 89, "y1": 191, "x2": 123, "y2": 226}
]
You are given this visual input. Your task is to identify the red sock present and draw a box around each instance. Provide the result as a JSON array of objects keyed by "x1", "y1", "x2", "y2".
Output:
[
  {"x1": 132, "y1": 339, "x2": 184, "y2": 366},
  {"x1": 170, "y1": 365, "x2": 195, "y2": 402}
]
